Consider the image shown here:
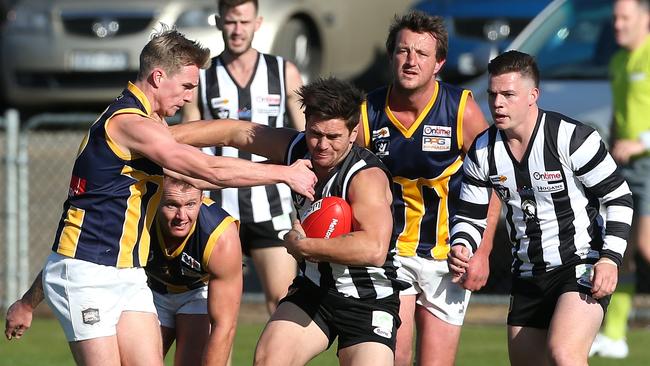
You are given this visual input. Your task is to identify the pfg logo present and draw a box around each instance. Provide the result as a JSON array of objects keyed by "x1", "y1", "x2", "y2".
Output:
[
  {"x1": 422, "y1": 136, "x2": 451, "y2": 152},
  {"x1": 423, "y1": 137, "x2": 448, "y2": 145},
  {"x1": 532, "y1": 171, "x2": 562, "y2": 181}
]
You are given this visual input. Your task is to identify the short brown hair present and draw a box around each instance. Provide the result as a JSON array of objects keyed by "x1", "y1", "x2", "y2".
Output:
[
  {"x1": 163, "y1": 175, "x2": 201, "y2": 194},
  {"x1": 386, "y1": 11, "x2": 448, "y2": 62},
  {"x1": 488, "y1": 50, "x2": 540, "y2": 87},
  {"x1": 298, "y1": 77, "x2": 365, "y2": 132},
  {"x1": 137, "y1": 28, "x2": 211, "y2": 81},
  {"x1": 218, "y1": 0, "x2": 258, "y2": 15}
]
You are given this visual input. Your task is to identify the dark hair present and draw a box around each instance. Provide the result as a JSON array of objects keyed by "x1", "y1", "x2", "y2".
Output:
[
  {"x1": 298, "y1": 77, "x2": 365, "y2": 131},
  {"x1": 487, "y1": 50, "x2": 540, "y2": 87},
  {"x1": 386, "y1": 11, "x2": 448, "y2": 62},
  {"x1": 138, "y1": 28, "x2": 210, "y2": 80},
  {"x1": 218, "y1": 0, "x2": 258, "y2": 15}
]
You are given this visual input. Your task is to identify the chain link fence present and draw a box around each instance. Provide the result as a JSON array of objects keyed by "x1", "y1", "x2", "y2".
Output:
[
  {"x1": 0, "y1": 113, "x2": 7, "y2": 309},
  {"x1": 1, "y1": 112, "x2": 94, "y2": 308}
]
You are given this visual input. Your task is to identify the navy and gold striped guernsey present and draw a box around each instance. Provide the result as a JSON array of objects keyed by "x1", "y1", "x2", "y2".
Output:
[
  {"x1": 146, "y1": 198, "x2": 237, "y2": 294},
  {"x1": 361, "y1": 81, "x2": 471, "y2": 260},
  {"x1": 51, "y1": 82, "x2": 164, "y2": 268}
]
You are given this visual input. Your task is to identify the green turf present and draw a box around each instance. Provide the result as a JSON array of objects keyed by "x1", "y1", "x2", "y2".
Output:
[{"x1": 2, "y1": 318, "x2": 650, "y2": 365}]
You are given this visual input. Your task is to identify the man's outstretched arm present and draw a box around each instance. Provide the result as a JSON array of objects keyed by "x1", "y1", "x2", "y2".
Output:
[{"x1": 5, "y1": 271, "x2": 44, "y2": 340}]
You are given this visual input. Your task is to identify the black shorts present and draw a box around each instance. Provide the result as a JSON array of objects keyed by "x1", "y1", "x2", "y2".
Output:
[
  {"x1": 239, "y1": 214, "x2": 292, "y2": 256},
  {"x1": 507, "y1": 261, "x2": 610, "y2": 329},
  {"x1": 280, "y1": 276, "x2": 401, "y2": 353}
]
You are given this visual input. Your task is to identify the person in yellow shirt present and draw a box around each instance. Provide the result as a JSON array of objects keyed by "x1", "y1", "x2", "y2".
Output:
[{"x1": 591, "y1": 0, "x2": 650, "y2": 359}]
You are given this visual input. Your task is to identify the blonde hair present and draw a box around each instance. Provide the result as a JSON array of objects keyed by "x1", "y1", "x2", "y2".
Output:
[
  {"x1": 163, "y1": 175, "x2": 200, "y2": 193},
  {"x1": 137, "y1": 27, "x2": 211, "y2": 80}
]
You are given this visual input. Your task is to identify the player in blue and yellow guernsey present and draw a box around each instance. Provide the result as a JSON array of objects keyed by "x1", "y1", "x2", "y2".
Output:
[
  {"x1": 146, "y1": 176, "x2": 241, "y2": 366},
  {"x1": 35, "y1": 29, "x2": 316, "y2": 366},
  {"x1": 5, "y1": 177, "x2": 242, "y2": 366},
  {"x1": 356, "y1": 12, "x2": 501, "y2": 366}
]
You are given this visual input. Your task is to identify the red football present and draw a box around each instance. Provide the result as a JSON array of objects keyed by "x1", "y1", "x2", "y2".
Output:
[{"x1": 301, "y1": 196, "x2": 353, "y2": 239}]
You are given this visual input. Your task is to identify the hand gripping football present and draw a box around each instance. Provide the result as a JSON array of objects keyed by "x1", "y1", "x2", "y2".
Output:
[{"x1": 301, "y1": 196, "x2": 352, "y2": 239}]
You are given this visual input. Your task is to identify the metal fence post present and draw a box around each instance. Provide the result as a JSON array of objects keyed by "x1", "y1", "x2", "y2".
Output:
[
  {"x1": 18, "y1": 130, "x2": 30, "y2": 294},
  {"x1": 4, "y1": 109, "x2": 19, "y2": 309}
]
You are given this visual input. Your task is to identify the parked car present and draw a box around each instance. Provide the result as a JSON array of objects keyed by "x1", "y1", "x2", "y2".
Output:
[
  {"x1": 1, "y1": 0, "x2": 412, "y2": 109},
  {"x1": 466, "y1": 0, "x2": 616, "y2": 141},
  {"x1": 412, "y1": 0, "x2": 552, "y2": 83}
]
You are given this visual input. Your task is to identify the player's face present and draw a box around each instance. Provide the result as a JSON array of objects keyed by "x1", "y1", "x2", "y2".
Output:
[
  {"x1": 157, "y1": 65, "x2": 200, "y2": 117},
  {"x1": 391, "y1": 29, "x2": 445, "y2": 92},
  {"x1": 613, "y1": 0, "x2": 650, "y2": 50},
  {"x1": 305, "y1": 117, "x2": 358, "y2": 174},
  {"x1": 219, "y1": 2, "x2": 261, "y2": 56},
  {"x1": 158, "y1": 185, "x2": 203, "y2": 239},
  {"x1": 487, "y1": 71, "x2": 538, "y2": 132}
]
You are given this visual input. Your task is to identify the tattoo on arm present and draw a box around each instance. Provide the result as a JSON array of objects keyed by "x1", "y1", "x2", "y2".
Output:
[{"x1": 292, "y1": 229, "x2": 306, "y2": 240}]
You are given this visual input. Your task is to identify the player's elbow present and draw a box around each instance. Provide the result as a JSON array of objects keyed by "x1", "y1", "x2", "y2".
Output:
[
  {"x1": 210, "y1": 316, "x2": 238, "y2": 344},
  {"x1": 366, "y1": 241, "x2": 389, "y2": 267},
  {"x1": 206, "y1": 167, "x2": 240, "y2": 187}
]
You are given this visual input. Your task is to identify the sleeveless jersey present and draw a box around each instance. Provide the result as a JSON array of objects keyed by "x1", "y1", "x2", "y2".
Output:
[
  {"x1": 146, "y1": 197, "x2": 237, "y2": 294},
  {"x1": 51, "y1": 82, "x2": 164, "y2": 268},
  {"x1": 361, "y1": 81, "x2": 471, "y2": 260},
  {"x1": 198, "y1": 52, "x2": 293, "y2": 223},
  {"x1": 286, "y1": 133, "x2": 408, "y2": 300}
]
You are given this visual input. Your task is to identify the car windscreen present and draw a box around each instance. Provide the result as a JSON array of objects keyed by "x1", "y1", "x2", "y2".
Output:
[{"x1": 517, "y1": 0, "x2": 617, "y2": 80}]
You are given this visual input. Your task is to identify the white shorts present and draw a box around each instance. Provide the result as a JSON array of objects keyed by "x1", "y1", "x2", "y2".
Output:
[
  {"x1": 152, "y1": 286, "x2": 208, "y2": 328},
  {"x1": 42, "y1": 252, "x2": 157, "y2": 342},
  {"x1": 396, "y1": 255, "x2": 471, "y2": 326}
]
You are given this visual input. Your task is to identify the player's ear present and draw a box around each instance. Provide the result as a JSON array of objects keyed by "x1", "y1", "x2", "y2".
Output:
[
  {"x1": 433, "y1": 57, "x2": 446, "y2": 75},
  {"x1": 150, "y1": 68, "x2": 165, "y2": 87},
  {"x1": 349, "y1": 124, "x2": 359, "y2": 144},
  {"x1": 215, "y1": 14, "x2": 223, "y2": 31},
  {"x1": 529, "y1": 86, "x2": 539, "y2": 105},
  {"x1": 254, "y1": 16, "x2": 263, "y2": 32}
]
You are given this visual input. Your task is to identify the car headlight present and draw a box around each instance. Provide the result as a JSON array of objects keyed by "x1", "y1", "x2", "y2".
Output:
[
  {"x1": 175, "y1": 8, "x2": 217, "y2": 28},
  {"x1": 6, "y1": 7, "x2": 51, "y2": 33}
]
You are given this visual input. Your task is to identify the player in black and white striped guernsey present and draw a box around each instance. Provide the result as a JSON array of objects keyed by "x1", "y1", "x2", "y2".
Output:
[
  {"x1": 173, "y1": 77, "x2": 408, "y2": 365},
  {"x1": 182, "y1": 0, "x2": 305, "y2": 315},
  {"x1": 448, "y1": 51, "x2": 633, "y2": 366}
]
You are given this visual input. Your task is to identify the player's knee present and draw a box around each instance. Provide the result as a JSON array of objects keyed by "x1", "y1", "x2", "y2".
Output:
[
  {"x1": 253, "y1": 342, "x2": 277, "y2": 366},
  {"x1": 547, "y1": 344, "x2": 585, "y2": 366}
]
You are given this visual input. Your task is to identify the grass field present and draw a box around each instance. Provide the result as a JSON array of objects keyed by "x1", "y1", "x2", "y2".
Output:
[{"x1": 2, "y1": 316, "x2": 650, "y2": 365}]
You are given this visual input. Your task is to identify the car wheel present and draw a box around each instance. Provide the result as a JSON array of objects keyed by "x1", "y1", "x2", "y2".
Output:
[{"x1": 272, "y1": 18, "x2": 321, "y2": 83}]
